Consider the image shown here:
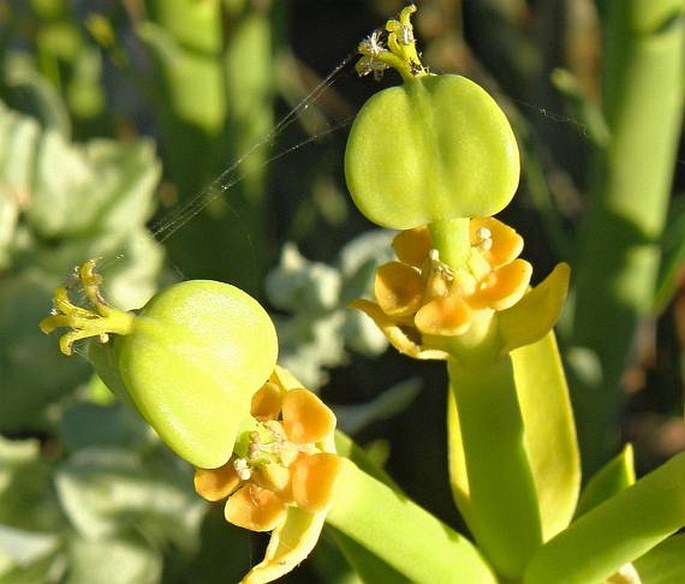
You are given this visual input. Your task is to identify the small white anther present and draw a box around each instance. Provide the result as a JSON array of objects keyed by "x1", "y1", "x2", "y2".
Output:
[
  {"x1": 476, "y1": 226, "x2": 492, "y2": 240},
  {"x1": 233, "y1": 457, "x2": 252, "y2": 481},
  {"x1": 475, "y1": 226, "x2": 493, "y2": 251},
  {"x1": 359, "y1": 30, "x2": 384, "y2": 57},
  {"x1": 400, "y1": 25, "x2": 414, "y2": 45}
]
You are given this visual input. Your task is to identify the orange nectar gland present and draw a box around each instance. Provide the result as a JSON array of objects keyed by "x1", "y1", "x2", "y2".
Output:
[
  {"x1": 351, "y1": 217, "x2": 532, "y2": 359},
  {"x1": 194, "y1": 372, "x2": 340, "y2": 533}
]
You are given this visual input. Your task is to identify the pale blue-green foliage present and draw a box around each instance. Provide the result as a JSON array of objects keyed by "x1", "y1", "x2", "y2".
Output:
[
  {"x1": 265, "y1": 232, "x2": 423, "y2": 437},
  {"x1": 0, "y1": 392, "x2": 204, "y2": 584},
  {"x1": 0, "y1": 92, "x2": 164, "y2": 432},
  {"x1": 265, "y1": 230, "x2": 395, "y2": 389},
  {"x1": 0, "y1": 80, "x2": 182, "y2": 580},
  {"x1": 0, "y1": 97, "x2": 162, "y2": 293}
]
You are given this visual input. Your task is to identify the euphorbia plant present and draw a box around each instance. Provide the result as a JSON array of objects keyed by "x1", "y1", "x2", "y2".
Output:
[
  {"x1": 41, "y1": 5, "x2": 685, "y2": 583},
  {"x1": 40, "y1": 262, "x2": 495, "y2": 582}
]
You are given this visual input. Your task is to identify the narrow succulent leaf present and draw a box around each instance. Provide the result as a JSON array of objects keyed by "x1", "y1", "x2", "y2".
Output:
[
  {"x1": 137, "y1": 1, "x2": 226, "y2": 132},
  {"x1": 524, "y1": 451, "x2": 685, "y2": 584},
  {"x1": 575, "y1": 443, "x2": 635, "y2": 518},
  {"x1": 450, "y1": 359, "x2": 576, "y2": 569},
  {"x1": 334, "y1": 431, "x2": 399, "y2": 491},
  {"x1": 446, "y1": 389, "x2": 473, "y2": 526},
  {"x1": 634, "y1": 533, "x2": 685, "y2": 584},
  {"x1": 326, "y1": 460, "x2": 497, "y2": 583},
  {"x1": 144, "y1": 0, "x2": 222, "y2": 53},
  {"x1": 448, "y1": 356, "x2": 542, "y2": 578},
  {"x1": 511, "y1": 331, "x2": 581, "y2": 540},
  {"x1": 654, "y1": 200, "x2": 685, "y2": 311},
  {"x1": 329, "y1": 527, "x2": 411, "y2": 583}
]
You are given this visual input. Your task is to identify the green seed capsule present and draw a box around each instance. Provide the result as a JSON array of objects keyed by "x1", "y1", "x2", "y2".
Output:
[
  {"x1": 345, "y1": 74, "x2": 520, "y2": 229},
  {"x1": 90, "y1": 280, "x2": 278, "y2": 469}
]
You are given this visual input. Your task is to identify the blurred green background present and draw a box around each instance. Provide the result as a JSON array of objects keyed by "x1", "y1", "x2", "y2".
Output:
[{"x1": 0, "y1": 0, "x2": 682, "y2": 582}]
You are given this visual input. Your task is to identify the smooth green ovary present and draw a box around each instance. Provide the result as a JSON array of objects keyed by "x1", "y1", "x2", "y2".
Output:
[
  {"x1": 116, "y1": 280, "x2": 278, "y2": 469},
  {"x1": 345, "y1": 74, "x2": 520, "y2": 230}
]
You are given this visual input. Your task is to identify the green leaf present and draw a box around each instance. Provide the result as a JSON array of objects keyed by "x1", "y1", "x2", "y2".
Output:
[
  {"x1": 328, "y1": 526, "x2": 410, "y2": 583},
  {"x1": 67, "y1": 532, "x2": 161, "y2": 584},
  {"x1": 0, "y1": 436, "x2": 62, "y2": 531},
  {"x1": 512, "y1": 331, "x2": 581, "y2": 539},
  {"x1": 654, "y1": 199, "x2": 685, "y2": 310},
  {"x1": 524, "y1": 451, "x2": 685, "y2": 584},
  {"x1": 0, "y1": 96, "x2": 164, "y2": 280},
  {"x1": 447, "y1": 355, "x2": 542, "y2": 578},
  {"x1": 634, "y1": 533, "x2": 685, "y2": 584},
  {"x1": 0, "y1": 95, "x2": 162, "y2": 272},
  {"x1": 446, "y1": 389, "x2": 472, "y2": 526},
  {"x1": 0, "y1": 526, "x2": 61, "y2": 568},
  {"x1": 0, "y1": 272, "x2": 90, "y2": 432},
  {"x1": 136, "y1": 20, "x2": 226, "y2": 132},
  {"x1": 54, "y1": 447, "x2": 204, "y2": 549},
  {"x1": 448, "y1": 305, "x2": 577, "y2": 568},
  {"x1": 144, "y1": 0, "x2": 222, "y2": 54},
  {"x1": 3, "y1": 52, "x2": 71, "y2": 136},
  {"x1": 326, "y1": 459, "x2": 497, "y2": 583},
  {"x1": 0, "y1": 99, "x2": 38, "y2": 269},
  {"x1": 265, "y1": 243, "x2": 342, "y2": 313},
  {"x1": 0, "y1": 526, "x2": 64, "y2": 584},
  {"x1": 26, "y1": 133, "x2": 159, "y2": 239},
  {"x1": 264, "y1": 231, "x2": 392, "y2": 388},
  {"x1": 334, "y1": 431, "x2": 399, "y2": 491},
  {"x1": 575, "y1": 443, "x2": 635, "y2": 518}
]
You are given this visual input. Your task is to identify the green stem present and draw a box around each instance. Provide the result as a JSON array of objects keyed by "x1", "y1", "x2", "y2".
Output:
[
  {"x1": 326, "y1": 459, "x2": 497, "y2": 583},
  {"x1": 448, "y1": 355, "x2": 542, "y2": 579},
  {"x1": 570, "y1": 0, "x2": 684, "y2": 473},
  {"x1": 429, "y1": 217, "x2": 471, "y2": 270}
]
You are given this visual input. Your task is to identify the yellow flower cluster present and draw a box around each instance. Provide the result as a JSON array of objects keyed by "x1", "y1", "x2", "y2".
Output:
[
  {"x1": 194, "y1": 367, "x2": 340, "y2": 584},
  {"x1": 353, "y1": 217, "x2": 536, "y2": 359}
]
